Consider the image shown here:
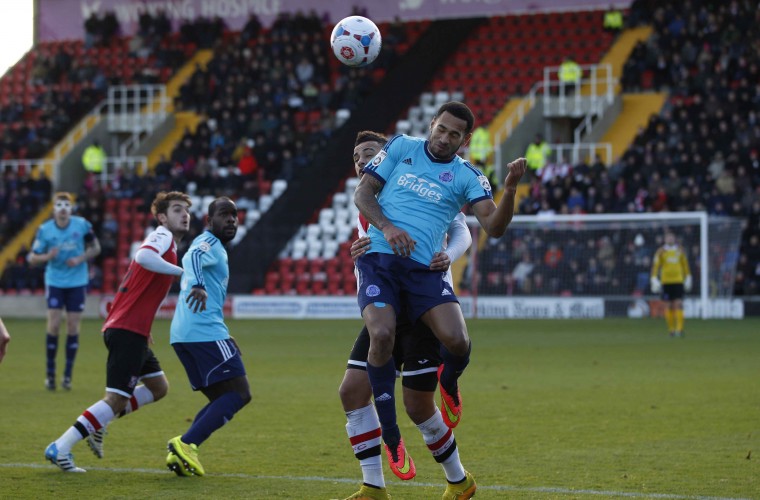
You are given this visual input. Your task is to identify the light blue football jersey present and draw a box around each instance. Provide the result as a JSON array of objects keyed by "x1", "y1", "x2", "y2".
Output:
[
  {"x1": 361, "y1": 134, "x2": 492, "y2": 265},
  {"x1": 31, "y1": 216, "x2": 94, "y2": 288},
  {"x1": 170, "y1": 231, "x2": 230, "y2": 344}
]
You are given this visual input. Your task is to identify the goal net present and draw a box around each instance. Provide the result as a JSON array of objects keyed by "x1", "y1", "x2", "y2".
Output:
[{"x1": 460, "y1": 212, "x2": 745, "y2": 319}]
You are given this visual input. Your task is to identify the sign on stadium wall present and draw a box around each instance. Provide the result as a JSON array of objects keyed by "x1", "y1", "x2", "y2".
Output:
[
  {"x1": 459, "y1": 297, "x2": 605, "y2": 319},
  {"x1": 98, "y1": 294, "x2": 232, "y2": 319},
  {"x1": 626, "y1": 298, "x2": 745, "y2": 319},
  {"x1": 39, "y1": 0, "x2": 630, "y2": 41},
  {"x1": 231, "y1": 295, "x2": 605, "y2": 319},
  {"x1": 232, "y1": 296, "x2": 362, "y2": 319}
]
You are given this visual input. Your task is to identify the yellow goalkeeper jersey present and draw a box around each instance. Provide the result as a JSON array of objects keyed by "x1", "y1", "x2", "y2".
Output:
[{"x1": 651, "y1": 244, "x2": 691, "y2": 284}]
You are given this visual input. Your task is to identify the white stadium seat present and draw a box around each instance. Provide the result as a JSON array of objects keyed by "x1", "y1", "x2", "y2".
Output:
[
  {"x1": 396, "y1": 119, "x2": 411, "y2": 135},
  {"x1": 258, "y1": 194, "x2": 274, "y2": 212},
  {"x1": 334, "y1": 208, "x2": 351, "y2": 226},
  {"x1": 271, "y1": 179, "x2": 288, "y2": 198},
  {"x1": 332, "y1": 192, "x2": 349, "y2": 209},
  {"x1": 321, "y1": 223, "x2": 337, "y2": 241},
  {"x1": 345, "y1": 177, "x2": 359, "y2": 193},
  {"x1": 318, "y1": 208, "x2": 335, "y2": 225},
  {"x1": 245, "y1": 209, "x2": 261, "y2": 228},
  {"x1": 336, "y1": 108, "x2": 351, "y2": 126},
  {"x1": 291, "y1": 239, "x2": 307, "y2": 259},
  {"x1": 306, "y1": 224, "x2": 321, "y2": 240},
  {"x1": 323, "y1": 239, "x2": 340, "y2": 258}
]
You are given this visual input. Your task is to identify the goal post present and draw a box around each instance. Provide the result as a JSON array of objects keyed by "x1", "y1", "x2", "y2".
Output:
[{"x1": 461, "y1": 211, "x2": 745, "y2": 319}]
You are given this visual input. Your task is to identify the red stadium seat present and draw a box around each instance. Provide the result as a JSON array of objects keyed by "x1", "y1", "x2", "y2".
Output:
[{"x1": 279, "y1": 258, "x2": 293, "y2": 272}]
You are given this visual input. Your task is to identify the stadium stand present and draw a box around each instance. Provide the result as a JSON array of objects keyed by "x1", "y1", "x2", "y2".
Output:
[
  {"x1": 1, "y1": 3, "x2": 758, "y2": 300},
  {"x1": 473, "y1": 0, "x2": 760, "y2": 297}
]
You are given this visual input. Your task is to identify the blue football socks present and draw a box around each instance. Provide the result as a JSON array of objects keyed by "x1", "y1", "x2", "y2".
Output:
[
  {"x1": 46, "y1": 334, "x2": 58, "y2": 378},
  {"x1": 440, "y1": 340, "x2": 472, "y2": 394},
  {"x1": 183, "y1": 392, "x2": 245, "y2": 446},
  {"x1": 64, "y1": 334, "x2": 79, "y2": 379},
  {"x1": 367, "y1": 357, "x2": 400, "y2": 446}
]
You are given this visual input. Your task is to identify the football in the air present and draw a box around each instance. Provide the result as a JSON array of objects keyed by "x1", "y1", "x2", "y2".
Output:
[{"x1": 330, "y1": 16, "x2": 382, "y2": 67}]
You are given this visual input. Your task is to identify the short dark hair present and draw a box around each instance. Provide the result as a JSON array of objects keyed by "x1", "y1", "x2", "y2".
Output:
[
  {"x1": 208, "y1": 196, "x2": 235, "y2": 217},
  {"x1": 434, "y1": 101, "x2": 475, "y2": 134},
  {"x1": 355, "y1": 130, "x2": 387, "y2": 147},
  {"x1": 151, "y1": 191, "x2": 191, "y2": 218}
]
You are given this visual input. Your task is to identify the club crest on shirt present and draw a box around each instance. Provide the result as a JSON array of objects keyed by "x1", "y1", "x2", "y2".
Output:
[
  {"x1": 439, "y1": 171, "x2": 454, "y2": 183},
  {"x1": 477, "y1": 175, "x2": 492, "y2": 191},
  {"x1": 366, "y1": 284, "x2": 381, "y2": 297},
  {"x1": 371, "y1": 150, "x2": 387, "y2": 167},
  {"x1": 199, "y1": 242, "x2": 211, "y2": 252}
]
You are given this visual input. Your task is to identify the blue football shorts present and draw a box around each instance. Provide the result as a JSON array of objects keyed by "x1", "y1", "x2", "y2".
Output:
[
  {"x1": 355, "y1": 252, "x2": 459, "y2": 323},
  {"x1": 173, "y1": 338, "x2": 246, "y2": 391},
  {"x1": 46, "y1": 285, "x2": 87, "y2": 312}
]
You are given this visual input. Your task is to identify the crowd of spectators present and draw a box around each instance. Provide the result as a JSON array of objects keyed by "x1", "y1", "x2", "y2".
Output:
[
  {"x1": 2, "y1": 11, "x2": 350, "y2": 292},
  {"x1": 0, "y1": 166, "x2": 52, "y2": 248},
  {"x1": 0, "y1": 11, "x2": 225, "y2": 256},
  {"x1": 168, "y1": 10, "x2": 407, "y2": 201},
  {"x1": 471, "y1": 0, "x2": 760, "y2": 297},
  {"x1": 0, "y1": 164, "x2": 53, "y2": 291}
]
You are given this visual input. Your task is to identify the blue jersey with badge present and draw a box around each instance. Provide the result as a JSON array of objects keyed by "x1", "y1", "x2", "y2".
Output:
[
  {"x1": 361, "y1": 134, "x2": 492, "y2": 265},
  {"x1": 170, "y1": 230, "x2": 230, "y2": 343},
  {"x1": 32, "y1": 216, "x2": 94, "y2": 288}
]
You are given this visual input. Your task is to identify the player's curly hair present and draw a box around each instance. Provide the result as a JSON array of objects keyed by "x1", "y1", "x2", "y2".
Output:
[
  {"x1": 434, "y1": 101, "x2": 475, "y2": 134},
  {"x1": 151, "y1": 191, "x2": 191, "y2": 218},
  {"x1": 355, "y1": 130, "x2": 387, "y2": 146}
]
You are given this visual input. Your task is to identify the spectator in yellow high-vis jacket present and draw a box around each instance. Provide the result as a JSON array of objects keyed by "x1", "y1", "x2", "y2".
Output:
[
  {"x1": 525, "y1": 134, "x2": 551, "y2": 179},
  {"x1": 650, "y1": 231, "x2": 692, "y2": 337}
]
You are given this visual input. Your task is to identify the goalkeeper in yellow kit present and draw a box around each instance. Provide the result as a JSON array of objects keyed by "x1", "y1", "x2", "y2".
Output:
[{"x1": 650, "y1": 232, "x2": 692, "y2": 337}]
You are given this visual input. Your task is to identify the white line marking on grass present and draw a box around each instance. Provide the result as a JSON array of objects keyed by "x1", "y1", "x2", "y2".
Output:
[{"x1": 1, "y1": 463, "x2": 750, "y2": 500}]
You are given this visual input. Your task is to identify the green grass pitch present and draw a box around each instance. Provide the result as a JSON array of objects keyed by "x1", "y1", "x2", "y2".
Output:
[{"x1": 0, "y1": 317, "x2": 758, "y2": 499}]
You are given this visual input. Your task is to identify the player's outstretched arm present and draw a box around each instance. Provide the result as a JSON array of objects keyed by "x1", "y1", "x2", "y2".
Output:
[
  {"x1": 354, "y1": 174, "x2": 415, "y2": 256},
  {"x1": 135, "y1": 248, "x2": 183, "y2": 276},
  {"x1": 472, "y1": 158, "x2": 526, "y2": 238}
]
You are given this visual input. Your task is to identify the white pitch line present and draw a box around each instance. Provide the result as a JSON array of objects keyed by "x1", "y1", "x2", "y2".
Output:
[{"x1": 0, "y1": 463, "x2": 751, "y2": 500}]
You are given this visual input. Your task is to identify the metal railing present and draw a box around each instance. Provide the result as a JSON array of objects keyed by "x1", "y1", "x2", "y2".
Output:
[
  {"x1": 542, "y1": 63, "x2": 615, "y2": 119},
  {"x1": 107, "y1": 84, "x2": 170, "y2": 156},
  {"x1": 0, "y1": 158, "x2": 57, "y2": 178},
  {"x1": 0, "y1": 156, "x2": 147, "y2": 186},
  {"x1": 107, "y1": 84, "x2": 169, "y2": 132},
  {"x1": 550, "y1": 142, "x2": 613, "y2": 166},
  {"x1": 93, "y1": 156, "x2": 149, "y2": 185},
  {"x1": 492, "y1": 64, "x2": 617, "y2": 171}
]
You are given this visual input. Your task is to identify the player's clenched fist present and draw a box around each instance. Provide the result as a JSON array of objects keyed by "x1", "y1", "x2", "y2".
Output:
[{"x1": 504, "y1": 157, "x2": 526, "y2": 189}]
